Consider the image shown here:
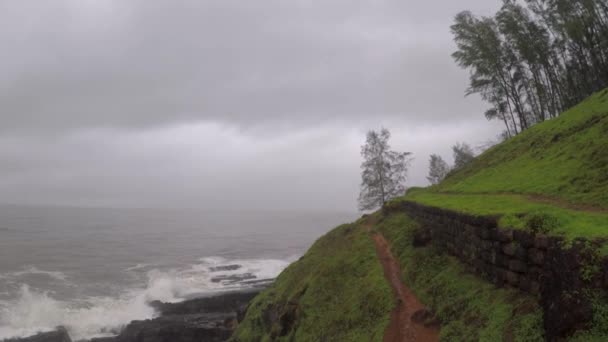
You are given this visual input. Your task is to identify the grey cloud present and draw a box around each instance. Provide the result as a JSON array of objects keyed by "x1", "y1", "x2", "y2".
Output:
[
  {"x1": 0, "y1": 0, "x2": 503, "y2": 211},
  {"x1": 0, "y1": 120, "x2": 503, "y2": 211},
  {"x1": 0, "y1": 0, "x2": 498, "y2": 133}
]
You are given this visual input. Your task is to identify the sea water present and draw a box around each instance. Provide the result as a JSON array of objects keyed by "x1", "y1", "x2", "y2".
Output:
[{"x1": 0, "y1": 205, "x2": 355, "y2": 340}]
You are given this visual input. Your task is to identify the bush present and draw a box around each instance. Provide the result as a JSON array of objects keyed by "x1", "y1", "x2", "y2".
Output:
[{"x1": 525, "y1": 211, "x2": 561, "y2": 234}]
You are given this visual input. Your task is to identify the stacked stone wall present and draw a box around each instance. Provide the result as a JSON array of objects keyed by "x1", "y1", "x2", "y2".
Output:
[{"x1": 384, "y1": 201, "x2": 608, "y2": 339}]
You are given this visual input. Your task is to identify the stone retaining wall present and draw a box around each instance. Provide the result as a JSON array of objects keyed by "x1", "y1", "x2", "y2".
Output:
[{"x1": 383, "y1": 200, "x2": 608, "y2": 339}]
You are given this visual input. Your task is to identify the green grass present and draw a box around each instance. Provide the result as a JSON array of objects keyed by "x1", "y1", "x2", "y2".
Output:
[
  {"x1": 402, "y1": 192, "x2": 608, "y2": 241},
  {"x1": 401, "y1": 89, "x2": 608, "y2": 240},
  {"x1": 435, "y1": 89, "x2": 608, "y2": 209},
  {"x1": 232, "y1": 222, "x2": 393, "y2": 342},
  {"x1": 234, "y1": 90, "x2": 608, "y2": 341},
  {"x1": 376, "y1": 213, "x2": 545, "y2": 342},
  {"x1": 234, "y1": 212, "x2": 548, "y2": 341}
]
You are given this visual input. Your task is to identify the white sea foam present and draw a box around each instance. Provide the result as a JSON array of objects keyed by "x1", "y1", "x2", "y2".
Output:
[
  {"x1": 0, "y1": 284, "x2": 155, "y2": 340},
  {"x1": 0, "y1": 256, "x2": 291, "y2": 340},
  {"x1": 8, "y1": 267, "x2": 68, "y2": 282},
  {"x1": 124, "y1": 263, "x2": 155, "y2": 272}
]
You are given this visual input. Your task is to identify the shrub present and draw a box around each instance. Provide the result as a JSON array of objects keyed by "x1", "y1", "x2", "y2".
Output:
[{"x1": 525, "y1": 211, "x2": 561, "y2": 234}]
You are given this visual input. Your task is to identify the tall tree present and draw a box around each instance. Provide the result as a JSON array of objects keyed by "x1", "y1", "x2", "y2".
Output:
[
  {"x1": 452, "y1": 0, "x2": 608, "y2": 136},
  {"x1": 453, "y1": 143, "x2": 476, "y2": 170},
  {"x1": 427, "y1": 154, "x2": 451, "y2": 185},
  {"x1": 358, "y1": 129, "x2": 412, "y2": 211}
]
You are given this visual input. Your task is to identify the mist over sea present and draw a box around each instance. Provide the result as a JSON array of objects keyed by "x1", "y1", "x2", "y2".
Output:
[{"x1": 0, "y1": 205, "x2": 356, "y2": 340}]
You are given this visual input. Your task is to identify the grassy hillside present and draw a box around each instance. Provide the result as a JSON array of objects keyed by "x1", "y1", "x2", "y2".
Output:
[
  {"x1": 437, "y1": 88, "x2": 608, "y2": 208},
  {"x1": 234, "y1": 214, "x2": 545, "y2": 341},
  {"x1": 232, "y1": 222, "x2": 393, "y2": 341},
  {"x1": 235, "y1": 90, "x2": 608, "y2": 341},
  {"x1": 375, "y1": 213, "x2": 544, "y2": 341},
  {"x1": 404, "y1": 89, "x2": 608, "y2": 240}
]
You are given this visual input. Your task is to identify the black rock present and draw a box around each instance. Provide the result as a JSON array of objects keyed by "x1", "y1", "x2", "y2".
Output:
[
  {"x1": 5, "y1": 327, "x2": 72, "y2": 342},
  {"x1": 111, "y1": 313, "x2": 234, "y2": 342},
  {"x1": 210, "y1": 273, "x2": 256, "y2": 285},
  {"x1": 209, "y1": 265, "x2": 241, "y2": 272},
  {"x1": 153, "y1": 291, "x2": 261, "y2": 316},
  {"x1": 412, "y1": 227, "x2": 432, "y2": 247},
  {"x1": 240, "y1": 279, "x2": 274, "y2": 287},
  {"x1": 100, "y1": 290, "x2": 264, "y2": 342}
]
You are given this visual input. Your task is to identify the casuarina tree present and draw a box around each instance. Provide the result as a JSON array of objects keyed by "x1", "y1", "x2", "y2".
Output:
[
  {"x1": 452, "y1": 142, "x2": 475, "y2": 170},
  {"x1": 427, "y1": 154, "x2": 450, "y2": 185},
  {"x1": 358, "y1": 129, "x2": 412, "y2": 211}
]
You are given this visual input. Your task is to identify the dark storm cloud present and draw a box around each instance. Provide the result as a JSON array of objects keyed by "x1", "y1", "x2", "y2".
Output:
[{"x1": 0, "y1": 0, "x2": 502, "y2": 210}]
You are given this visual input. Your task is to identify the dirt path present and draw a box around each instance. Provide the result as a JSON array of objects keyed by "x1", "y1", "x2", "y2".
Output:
[{"x1": 368, "y1": 228, "x2": 439, "y2": 342}]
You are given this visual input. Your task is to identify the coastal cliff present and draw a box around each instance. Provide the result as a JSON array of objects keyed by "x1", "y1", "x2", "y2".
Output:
[{"x1": 234, "y1": 89, "x2": 608, "y2": 341}]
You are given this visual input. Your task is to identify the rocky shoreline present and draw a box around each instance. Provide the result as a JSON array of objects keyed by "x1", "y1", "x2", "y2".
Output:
[
  {"x1": 5, "y1": 265, "x2": 269, "y2": 342},
  {"x1": 6, "y1": 290, "x2": 261, "y2": 342}
]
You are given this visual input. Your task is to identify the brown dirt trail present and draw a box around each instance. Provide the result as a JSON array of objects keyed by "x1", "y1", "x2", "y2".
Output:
[{"x1": 366, "y1": 223, "x2": 439, "y2": 342}]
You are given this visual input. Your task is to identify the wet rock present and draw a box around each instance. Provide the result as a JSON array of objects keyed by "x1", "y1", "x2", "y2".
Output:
[
  {"x1": 505, "y1": 271, "x2": 519, "y2": 285},
  {"x1": 210, "y1": 273, "x2": 256, "y2": 285},
  {"x1": 240, "y1": 279, "x2": 274, "y2": 287},
  {"x1": 236, "y1": 303, "x2": 249, "y2": 323},
  {"x1": 502, "y1": 243, "x2": 526, "y2": 259},
  {"x1": 6, "y1": 327, "x2": 72, "y2": 342},
  {"x1": 513, "y1": 230, "x2": 535, "y2": 248},
  {"x1": 91, "y1": 290, "x2": 266, "y2": 342},
  {"x1": 152, "y1": 291, "x2": 261, "y2": 316},
  {"x1": 209, "y1": 265, "x2": 241, "y2": 272},
  {"x1": 528, "y1": 248, "x2": 545, "y2": 265},
  {"x1": 412, "y1": 227, "x2": 432, "y2": 247},
  {"x1": 509, "y1": 260, "x2": 528, "y2": 273},
  {"x1": 534, "y1": 234, "x2": 550, "y2": 249},
  {"x1": 489, "y1": 229, "x2": 511, "y2": 242},
  {"x1": 113, "y1": 313, "x2": 234, "y2": 342},
  {"x1": 542, "y1": 243, "x2": 594, "y2": 340}
]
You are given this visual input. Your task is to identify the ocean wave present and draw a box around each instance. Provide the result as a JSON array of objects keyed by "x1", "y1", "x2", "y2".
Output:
[
  {"x1": 124, "y1": 263, "x2": 156, "y2": 272},
  {"x1": 0, "y1": 284, "x2": 155, "y2": 340},
  {"x1": 4, "y1": 266, "x2": 68, "y2": 282},
  {"x1": 0, "y1": 256, "x2": 291, "y2": 340}
]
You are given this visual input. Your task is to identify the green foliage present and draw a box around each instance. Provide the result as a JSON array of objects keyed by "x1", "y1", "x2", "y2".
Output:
[
  {"x1": 435, "y1": 89, "x2": 608, "y2": 208},
  {"x1": 523, "y1": 211, "x2": 561, "y2": 234},
  {"x1": 580, "y1": 243, "x2": 603, "y2": 283},
  {"x1": 402, "y1": 192, "x2": 608, "y2": 241},
  {"x1": 452, "y1": 0, "x2": 608, "y2": 135},
  {"x1": 235, "y1": 211, "x2": 547, "y2": 341},
  {"x1": 399, "y1": 90, "x2": 608, "y2": 240},
  {"x1": 233, "y1": 223, "x2": 393, "y2": 342},
  {"x1": 376, "y1": 214, "x2": 544, "y2": 342},
  {"x1": 359, "y1": 128, "x2": 413, "y2": 211}
]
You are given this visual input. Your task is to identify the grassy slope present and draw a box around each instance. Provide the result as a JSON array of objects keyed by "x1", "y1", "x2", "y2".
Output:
[
  {"x1": 235, "y1": 214, "x2": 546, "y2": 341},
  {"x1": 438, "y1": 88, "x2": 608, "y2": 207},
  {"x1": 232, "y1": 223, "x2": 393, "y2": 342},
  {"x1": 405, "y1": 192, "x2": 608, "y2": 241},
  {"x1": 376, "y1": 212, "x2": 544, "y2": 341},
  {"x1": 405, "y1": 89, "x2": 608, "y2": 240},
  {"x1": 235, "y1": 90, "x2": 608, "y2": 342}
]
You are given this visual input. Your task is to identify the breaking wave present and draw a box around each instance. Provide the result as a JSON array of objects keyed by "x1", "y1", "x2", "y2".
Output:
[{"x1": 0, "y1": 256, "x2": 292, "y2": 340}]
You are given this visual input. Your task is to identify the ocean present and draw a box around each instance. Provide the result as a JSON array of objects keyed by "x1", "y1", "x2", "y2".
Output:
[{"x1": 0, "y1": 205, "x2": 356, "y2": 340}]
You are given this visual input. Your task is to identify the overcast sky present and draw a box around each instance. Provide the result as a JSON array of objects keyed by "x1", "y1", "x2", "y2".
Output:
[{"x1": 0, "y1": 0, "x2": 503, "y2": 211}]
